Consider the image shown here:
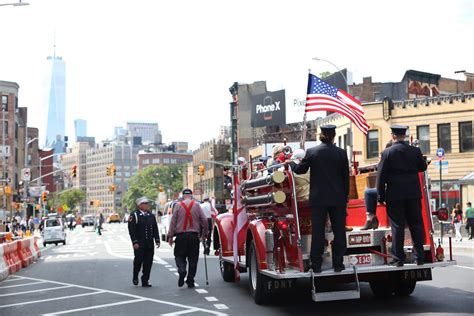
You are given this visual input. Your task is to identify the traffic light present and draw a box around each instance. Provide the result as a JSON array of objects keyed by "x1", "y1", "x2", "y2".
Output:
[
  {"x1": 159, "y1": 186, "x2": 164, "y2": 192},
  {"x1": 106, "y1": 166, "x2": 111, "y2": 176},
  {"x1": 71, "y1": 164, "x2": 77, "y2": 178},
  {"x1": 111, "y1": 164, "x2": 116, "y2": 176},
  {"x1": 41, "y1": 192, "x2": 47, "y2": 203},
  {"x1": 198, "y1": 164, "x2": 205, "y2": 176},
  {"x1": 109, "y1": 185, "x2": 116, "y2": 192}
]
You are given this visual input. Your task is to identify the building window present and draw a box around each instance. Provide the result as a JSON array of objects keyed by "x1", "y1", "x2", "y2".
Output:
[
  {"x1": 417, "y1": 125, "x2": 430, "y2": 154},
  {"x1": 1, "y1": 95, "x2": 7, "y2": 111},
  {"x1": 374, "y1": 92, "x2": 381, "y2": 102},
  {"x1": 366, "y1": 130, "x2": 379, "y2": 159},
  {"x1": 152, "y1": 158, "x2": 160, "y2": 164},
  {"x1": 459, "y1": 121, "x2": 473, "y2": 152},
  {"x1": 437, "y1": 124, "x2": 451, "y2": 153}
]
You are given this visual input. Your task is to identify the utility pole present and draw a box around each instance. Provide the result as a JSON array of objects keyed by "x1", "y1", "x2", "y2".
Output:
[{"x1": 2, "y1": 101, "x2": 7, "y2": 224}]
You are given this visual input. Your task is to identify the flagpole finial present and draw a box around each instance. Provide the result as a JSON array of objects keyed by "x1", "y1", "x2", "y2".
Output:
[{"x1": 308, "y1": 68, "x2": 311, "y2": 74}]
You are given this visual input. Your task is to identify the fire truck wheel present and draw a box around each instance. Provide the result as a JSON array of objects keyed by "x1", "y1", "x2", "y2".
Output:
[
  {"x1": 369, "y1": 280, "x2": 394, "y2": 298},
  {"x1": 219, "y1": 246, "x2": 236, "y2": 282},
  {"x1": 394, "y1": 280, "x2": 416, "y2": 297},
  {"x1": 249, "y1": 242, "x2": 268, "y2": 305}
]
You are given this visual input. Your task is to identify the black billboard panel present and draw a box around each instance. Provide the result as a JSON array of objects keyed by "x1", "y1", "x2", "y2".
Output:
[{"x1": 251, "y1": 90, "x2": 286, "y2": 127}]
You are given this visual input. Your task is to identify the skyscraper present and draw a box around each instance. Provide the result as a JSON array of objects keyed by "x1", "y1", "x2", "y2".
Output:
[
  {"x1": 45, "y1": 53, "x2": 66, "y2": 151},
  {"x1": 74, "y1": 119, "x2": 87, "y2": 140}
]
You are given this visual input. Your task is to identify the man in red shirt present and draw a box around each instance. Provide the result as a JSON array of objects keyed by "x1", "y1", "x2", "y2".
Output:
[{"x1": 168, "y1": 188, "x2": 208, "y2": 288}]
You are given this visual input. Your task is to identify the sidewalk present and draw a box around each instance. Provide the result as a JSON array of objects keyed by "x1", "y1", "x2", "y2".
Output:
[{"x1": 433, "y1": 234, "x2": 474, "y2": 252}]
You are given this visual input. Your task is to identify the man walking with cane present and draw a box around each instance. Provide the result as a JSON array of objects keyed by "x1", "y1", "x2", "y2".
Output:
[{"x1": 168, "y1": 189, "x2": 208, "y2": 288}]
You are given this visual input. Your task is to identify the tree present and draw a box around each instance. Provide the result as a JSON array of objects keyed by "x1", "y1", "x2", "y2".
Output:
[
  {"x1": 58, "y1": 189, "x2": 86, "y2": 213},
  {"x1": 320, "y1": 71, "x2": 332, "y2": 79},
  {"x1": 122, "y1": 165, "x2": 184, "y2": 211}
]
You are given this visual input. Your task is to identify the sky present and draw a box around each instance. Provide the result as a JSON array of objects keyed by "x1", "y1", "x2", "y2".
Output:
[{"x1": 0, "y1": 0, "x2": 472, "y2": 150}]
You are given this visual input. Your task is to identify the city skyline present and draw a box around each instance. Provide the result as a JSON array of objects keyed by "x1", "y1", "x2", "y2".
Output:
[{"x1": 0, "y1": 0, "x2": 472, "y2": 151}]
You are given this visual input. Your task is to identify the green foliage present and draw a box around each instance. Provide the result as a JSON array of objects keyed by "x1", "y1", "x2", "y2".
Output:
[
  {"x1": 320, "y1": 71, "x2": 332, "y2": 79},
  {"x1": 122, "y1": 165, "x2": 184, "y2": 211},
  {"x1": 58, "y1": 188, "x2": 86, "y2": 212}
]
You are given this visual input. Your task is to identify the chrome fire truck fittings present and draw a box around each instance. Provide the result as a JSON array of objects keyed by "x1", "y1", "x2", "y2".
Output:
[
  {"x1": 265, "y1": 229, "x2": 275, "y2": 270},
  {"x1": 241, "y1": 170, "x2": 286, "y2": 191},
  {"x1": 242, "y1": 191, "x2": 287, "y2": 207}
]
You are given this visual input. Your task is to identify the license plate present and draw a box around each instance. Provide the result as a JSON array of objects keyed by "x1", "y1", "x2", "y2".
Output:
[
  {"x1": 348, "y1": 233, "x2": 371, "y2": 245},
  {"x1": 349, "y1": 254, "x2": 372, "y2": 265}
]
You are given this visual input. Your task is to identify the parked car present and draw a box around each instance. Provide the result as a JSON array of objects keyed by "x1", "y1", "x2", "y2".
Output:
[{"x1": 82, "y1": 215, "x2": 95, "y2": 228}]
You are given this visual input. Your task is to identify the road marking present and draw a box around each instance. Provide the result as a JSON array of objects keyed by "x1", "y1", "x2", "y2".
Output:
[
  {"x1": 41, "y1": 298, "x2": 146, "y2": 315},
  {"x1": 0, "y1": 281, "x2": 45, "y2": 289},
  {"x1": 169, "y1": 268, "x2": 177, "y2": 271},
  {"x1": 174, "y1": 273, "x2": 179, "y2": 276},
  {"x1": 205, "y1": 297, "x2": 218, "y2": 302},
  {"x1": 195, "y1": 289, "x2": 208, "y2": 294},
  {"x1": 214, "y1": 304, "x2": 229, "y2": 310},
  {"x1": 161, "y1": 309, "x2": 200, "y2": 316},
  {"x1": 1, "y1": 277, "x2": 23, "y2": 283},
  {"x1": 13, "y1": 276, "x2": 227, "y2": 316},
  {"x1": 0, "y1": 285, "x2": 73, "y2": 297},
  {"x1": 0, "y1": 291, "x2": 105, "y2": 308},
  {"x1": 165, "y1": 265, "x2": 173, "y2": 268},
  {"x1": 455, "y1": 265, "x2": 474, "y2": 270}
]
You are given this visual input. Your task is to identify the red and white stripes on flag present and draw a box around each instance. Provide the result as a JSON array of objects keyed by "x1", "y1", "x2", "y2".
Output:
[
  {"x1": 233, "y1": 172, "x2": 248, "y2": 282},
  {"x1": 305, "y1": 73, "x2": 369, "y2": 135}
]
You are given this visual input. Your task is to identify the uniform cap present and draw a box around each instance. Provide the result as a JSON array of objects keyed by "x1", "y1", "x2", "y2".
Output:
[
  {"x1": 390, "y1": 125, "x2": 408, "y2": 136},
  {"x1": 136, "y1": 196, "x2": 151, "y2": 206},
  {"x1": 182, "y1": 188, "x2": 193, "y2": 195},
  {"x1": 320, "y1": 125, "x2": 336, "y2": 133}
]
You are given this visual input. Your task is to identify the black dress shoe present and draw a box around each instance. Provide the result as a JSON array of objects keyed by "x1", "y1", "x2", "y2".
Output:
[
  {"x1": 388, "y1": 260, "x2": 404, "y2": 267},
  {"x1": 311, "y1": 265, "x2": 322, "y2": 273},
  {"x1": 178, "y1": 274, "x2": 185, "y2": 287},
  {"x1": 132, "y1": 278, "x2": 138, "y2": 286},
  {"x1": 416, "y1": 261, "x2": 424, "y2": 266},
  {"x1": 361, "y1": 217, "x2": 379, "y2": 230},
  {"x1": 142, "y1": 283, "x2": 152, "y2": 287},
  {"x1": 187, "y1": 282, "x2": 195, "y2": 289},
  {"x1": 334, "y1": 265, "x2": 346, "y2": 272}
]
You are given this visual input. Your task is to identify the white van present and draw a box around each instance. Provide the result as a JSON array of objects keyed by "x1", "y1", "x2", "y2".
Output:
[{"x1": 42, "y1": 217, "x2": 67, "y2": 246}]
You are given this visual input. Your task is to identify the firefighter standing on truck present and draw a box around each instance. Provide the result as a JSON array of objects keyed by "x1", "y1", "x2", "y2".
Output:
[
  {"x1": 168, "y1": 188, "x2": 208, "y2": 288},
  {"x1": 288, "y1": 124, "x2": 349, "y2": 273},
  {"x1": 376, "y1": 125, "x2": 427, "y2": 266},
  {"x1": 128, "y1": 196, "x2": 160, "y2": 287}
]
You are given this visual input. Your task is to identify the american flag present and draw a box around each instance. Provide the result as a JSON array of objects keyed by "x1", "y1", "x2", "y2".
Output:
[
  {"x1": 306, "y1": 73, "x2": 369, "y2": 134},
  {"x1": 232, "y1": 172, "x2": 248, "y2": 282}
]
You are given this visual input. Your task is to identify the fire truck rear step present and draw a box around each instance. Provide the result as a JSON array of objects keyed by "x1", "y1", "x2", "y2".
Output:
[{"x1": 311, "y1": 266, "x2": 360, "y2": 302}]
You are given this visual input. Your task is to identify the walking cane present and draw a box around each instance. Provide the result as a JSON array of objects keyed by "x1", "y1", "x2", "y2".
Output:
[{"x1": 204, "y1": 252, "x2": 209, "y2": 285}]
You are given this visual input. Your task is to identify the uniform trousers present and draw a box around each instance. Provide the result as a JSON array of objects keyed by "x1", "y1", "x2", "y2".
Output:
[
  {"x1": 386, "y1": 198, "x2": 424, "y2": 263},
  {"x1": 133, "y1": 246, "x2": 154, "y2": 283},
  {"x1": 174, "y1": 232, "x2": 200, "y2": 284},
  {"x1": 311, "y1": 206, "x2": 347, "y2": 267}
]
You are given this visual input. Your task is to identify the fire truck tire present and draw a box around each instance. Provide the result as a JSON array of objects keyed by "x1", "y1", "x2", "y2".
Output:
[
  {"x1": 369, "y1": 280, "x2": 394, "y2": 298},
  {"x1": 394, "y1": 280, "x2": 416, "y2": 297},
  {"x1": 249, "y1": 242, "x2": 268, "y2": 305},
  {"x1": 219, "y1": 250, "x2": 236, "y2": 282}
]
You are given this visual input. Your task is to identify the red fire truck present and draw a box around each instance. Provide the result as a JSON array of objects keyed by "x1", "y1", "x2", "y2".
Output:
[{"x1": 213, "y1": 155, "x2": 455, "y2": 304}]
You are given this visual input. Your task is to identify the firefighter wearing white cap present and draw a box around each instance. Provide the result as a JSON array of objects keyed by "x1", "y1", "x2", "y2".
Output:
[{"x1": 128, "y1": 196, "x2": 160, "y2": 287}]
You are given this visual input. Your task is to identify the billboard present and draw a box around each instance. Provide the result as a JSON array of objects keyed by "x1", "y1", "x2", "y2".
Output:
[{"x1": 251, "y1": 90, "x2": 286, "y2": 127}]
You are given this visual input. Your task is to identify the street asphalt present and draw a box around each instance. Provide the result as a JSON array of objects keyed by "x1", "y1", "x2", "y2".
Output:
[{"x1": 0, "y1": 224, "x2": 472, "y2": 315}]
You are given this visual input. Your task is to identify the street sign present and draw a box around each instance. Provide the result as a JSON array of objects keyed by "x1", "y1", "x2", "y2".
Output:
[
  {"x1": 22, "y1": 168, "x2": 31, "y2": 181},
  {"x1": 436, "y1": 148, "x2": 445, "y2": 160},
  {"x1": 0, "y1": 145, "x2": 10, "y2": 157}
]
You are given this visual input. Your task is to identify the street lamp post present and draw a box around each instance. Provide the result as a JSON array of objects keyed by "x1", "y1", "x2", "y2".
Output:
[
  {"x1": 23, "y1": 133, "x2": 38, "y2": 211},
  {"x1": 312, "y1": 57, "x2": 353, "y2": 164},
  {"x1": 1, "y1": 101, "x2": 6, "y2": 224}
]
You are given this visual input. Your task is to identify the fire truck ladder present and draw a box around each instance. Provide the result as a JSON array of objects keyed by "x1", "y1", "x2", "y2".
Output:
[{"x1": 311, "y1": 265, "x2": 360, "y2": 302}]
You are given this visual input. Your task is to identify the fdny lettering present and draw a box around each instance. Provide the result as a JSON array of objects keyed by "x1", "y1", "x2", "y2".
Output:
[
  {"x1": 256, "y1": 101, "x2": 281, "y2": 114},
  {"x1": 403, "y1": 269, "x2": 431, "y2": 281},
  {"x1": 266, "y1": 279, "x2": 294, "y2": 291}
]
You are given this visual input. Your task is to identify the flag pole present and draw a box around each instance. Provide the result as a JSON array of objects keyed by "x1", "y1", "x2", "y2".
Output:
[{"x1": 300, "y1": 69, "x2": 311, "y2": 150}]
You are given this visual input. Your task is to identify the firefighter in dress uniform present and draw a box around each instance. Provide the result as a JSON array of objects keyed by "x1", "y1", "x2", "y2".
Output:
[
  {"x1": 288, "y1": 125, "x2": 349, "y2": 273},
  {"x1": 128, "y1": 196, "x2": 160, "y2": 287},
  {"x1": 376, "y1": 125, "x2": 427, "y2": 266},
  {"x1": 168, "y1": 188, "x2": 208, "y2": 288}
]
